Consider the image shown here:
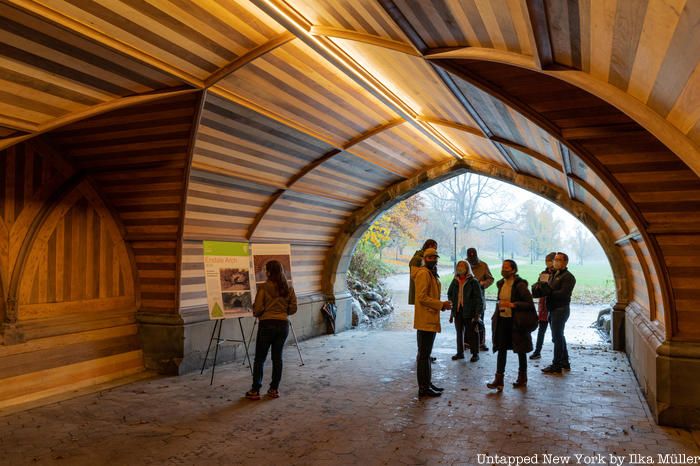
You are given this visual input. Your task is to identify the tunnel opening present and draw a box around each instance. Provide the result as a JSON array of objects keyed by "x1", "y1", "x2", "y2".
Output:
[{"x1": 345, "y1": 171, "x2": 616, "y2": 347}]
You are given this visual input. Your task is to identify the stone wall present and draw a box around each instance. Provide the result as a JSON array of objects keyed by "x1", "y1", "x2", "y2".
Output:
[
  {"x1": 139, "y1": 292, "x2": 352, "y2": 375},
  {"x1": 626, "y1": 302, "x2": 700, "y2": 428}
]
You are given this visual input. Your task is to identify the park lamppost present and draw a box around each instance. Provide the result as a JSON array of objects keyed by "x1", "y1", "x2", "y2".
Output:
[
  {"x1": 453, "y1": 220, "x2": 458, "y2": 272},
  {"x1": 500, "y1": 230, "x2": 505, "y2": 261}
]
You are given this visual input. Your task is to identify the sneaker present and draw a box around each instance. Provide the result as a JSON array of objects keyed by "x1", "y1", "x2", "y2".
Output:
[
  {"x1": 245, "y1": 390, "x2": 260, "y2": 400},
  {"x1": 529, "y1": 352, "x2": 541, "y2": 360},
  {"x1": 430, "y1": 383, "x2": 444, "y2": 392},
  {"x1": 418, "y1": 387, "x2": 442, "y2": 397},
  {"x1": 480, "y1": 345, "x2": 489, "y2": 352},
  {"x1": 267, "y1": 388, "x2": 280, "y2": 398},
  {"x1": 470, "y1": 354, "x2": 479, "y2": 362},
  {"x1": 451, "y1": 353, "x2": 465, "y2": 360},
  {"x1": 541, "y1": 365, "x2": 562, "y2": 374}
]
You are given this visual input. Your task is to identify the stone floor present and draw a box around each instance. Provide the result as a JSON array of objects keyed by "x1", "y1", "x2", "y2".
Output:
[{"x1": 1, "y1": 308, "x2": 699, "y2": 465}]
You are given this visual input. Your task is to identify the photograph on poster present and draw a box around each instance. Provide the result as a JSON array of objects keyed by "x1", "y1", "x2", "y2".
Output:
[
  {"x1": 223, "y1": 291, "x2": 252, "y2": 311},
  {"x1": 253, "y1": 254, "x2": 292, "y2": 286},
  {"x1": 220, "y1": 268, "x2": 250, "y2": 291}
]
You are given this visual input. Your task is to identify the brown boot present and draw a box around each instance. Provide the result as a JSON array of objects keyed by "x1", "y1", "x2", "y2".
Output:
[
  {"x1": 512, "y1": 370, "x2": 527, "y2": 388},
  {"x1": 486, "y1": 373, "x2": 504, "y2": 391}
]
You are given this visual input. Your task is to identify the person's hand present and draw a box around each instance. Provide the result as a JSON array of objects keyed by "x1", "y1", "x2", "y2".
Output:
[
  {"x1": 442, "y1": 301, "x2": 452, "y2": 311},
  {"x1": 449, "y1": 316, "x2": 454, "y2": 323}
]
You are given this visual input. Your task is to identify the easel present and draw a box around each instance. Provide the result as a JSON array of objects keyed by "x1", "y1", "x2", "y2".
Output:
[
  {"x1": 200, "y1": 316, "x2": 253, "y2": 385},
  {"x1": 246, "y1": 318, "x2": 305, "y2": 366}
]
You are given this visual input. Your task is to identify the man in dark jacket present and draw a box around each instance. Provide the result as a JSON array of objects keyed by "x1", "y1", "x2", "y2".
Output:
[{"x1": 541, "y1": 252, "x2": 576, "y2": 374}]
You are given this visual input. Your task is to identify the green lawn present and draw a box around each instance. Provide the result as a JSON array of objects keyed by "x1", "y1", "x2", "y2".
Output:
[{"x1": 437, "y1": 254, "x2": 615, "y2": 305}]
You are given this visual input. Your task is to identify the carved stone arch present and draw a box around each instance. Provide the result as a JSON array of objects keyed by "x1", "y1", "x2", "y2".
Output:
[
  {"x1": 14, "y1": 180, "x2": 137, "y2": 322},
  {"x1": 324, "y1": 158, "x2": 638, "y2": 329}
]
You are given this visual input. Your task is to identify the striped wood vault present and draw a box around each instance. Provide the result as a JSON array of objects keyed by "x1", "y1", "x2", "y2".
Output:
[{"x1": 0, "y1": 0, "x2": 697, "y2": 409}]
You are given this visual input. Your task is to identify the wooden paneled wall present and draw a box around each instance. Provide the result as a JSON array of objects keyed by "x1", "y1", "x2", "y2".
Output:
[
  {"x1": 48, "y1": 92, "x2": 199, "y2": 314},
  {"x1": 0, "y1": 142, "x2": 142, "y2": 409}
]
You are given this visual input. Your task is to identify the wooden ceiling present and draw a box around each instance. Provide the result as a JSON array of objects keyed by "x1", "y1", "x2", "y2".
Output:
[{"x1": 0, "y1": 1, "x2": 699, "y2": 333}]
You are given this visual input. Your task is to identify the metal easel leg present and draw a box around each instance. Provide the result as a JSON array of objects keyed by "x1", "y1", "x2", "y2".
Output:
[
  {"x1": 289, "y1": 319, "x2": 304, "y2": 366},
  {"x1": 209, "y1": 319, "x2": 223, "y2": 385},
  {"x1": 239, "y1": 317, "x2": 253, "y2": 376},
  {"x1": 201, "y1": 319, "x2": 219, "y2": 375}
]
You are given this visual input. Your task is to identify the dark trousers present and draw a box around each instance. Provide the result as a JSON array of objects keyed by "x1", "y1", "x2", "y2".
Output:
[
  {"x1": 496, "y1": 350, "x2": 527, "y2": 374},
  {"x1": 252, "y1": 319, "x2": 289, "y2": 391},
  {"x1": 549, "y1": 309, "x2": 570, "y2": 368},
  {"x1": 464, "y1": 312, "x2": 486, "y2": 348},
  {"x1": 534, "y1": 320, "x2": 549, "y2": 354},
  {"x1": 416, "y1": 330, "x2": 436, "y2": 390},
  {"x1": 455, "y1": 313, "x2": 478, "y2": 355}
]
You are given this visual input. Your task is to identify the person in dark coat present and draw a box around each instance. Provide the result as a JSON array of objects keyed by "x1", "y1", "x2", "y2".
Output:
[
  {"x1": 447, "y1": 260, "x2": 484, "y2": 362},
  {"x1": 487, "y1": 260, "x2": 535, "y2": 391}
]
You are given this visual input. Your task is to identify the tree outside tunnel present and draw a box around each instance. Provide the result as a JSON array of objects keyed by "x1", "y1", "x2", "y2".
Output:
[{"x1": 349, "y1": 172, "x2": 615, "y2": 309}]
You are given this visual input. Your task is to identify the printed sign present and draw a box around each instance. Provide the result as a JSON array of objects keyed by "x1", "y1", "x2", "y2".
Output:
[
  {"x1": 251, "y1": 243, "x2": 294, "y2": 288},
  {"x1": 203, "y1": 241, "x2": 255, "y2": 319}
]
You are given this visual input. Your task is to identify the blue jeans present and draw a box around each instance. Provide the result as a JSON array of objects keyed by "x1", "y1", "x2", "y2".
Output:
[
  {"x1": 549, "y1": 309, "x2": 570, "y2": 368},
  {"x1": 252, "y1": 320, "x2": 289, "y2": 391}
]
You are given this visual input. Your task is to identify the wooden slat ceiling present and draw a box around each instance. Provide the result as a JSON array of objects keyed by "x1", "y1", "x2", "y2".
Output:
[{"x1": 0, "y1": 0, "x2": 697, "y2": 321}]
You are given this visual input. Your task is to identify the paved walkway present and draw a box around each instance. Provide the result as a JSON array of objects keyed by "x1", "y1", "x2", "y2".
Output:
[{"x1": 1, "y1": 308, "x2": 699, "y2": 465}]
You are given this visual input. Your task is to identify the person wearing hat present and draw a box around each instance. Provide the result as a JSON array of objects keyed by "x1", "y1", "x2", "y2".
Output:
[
  {"x1": 413, "y1": 248, "x2": 452, "y2": 397},
  {"x1": 408, "y1": 239, "x2": 438, "y2": 305}
]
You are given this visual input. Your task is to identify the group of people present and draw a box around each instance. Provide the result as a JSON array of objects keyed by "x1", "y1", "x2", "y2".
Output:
[
  {"x1": 409, "y1": 240, "x2": 576, "y2": 397},
  {"x1": 243, "y1": 240, "x2": 576, "y2": 400}
]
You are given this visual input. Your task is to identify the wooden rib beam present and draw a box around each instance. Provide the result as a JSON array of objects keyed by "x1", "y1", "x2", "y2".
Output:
[
  {"x1": 559, "y1": 142, "x2": 577, "y2": 200},
  {"x1": 432, "y1": 59, "x2": 647, "y2": 226},
  {"x1": 416, "y1": 116, "x2": 484, "y2": 137},
  {"x1": 246, "y1": 119, "x2": 405, "y2": 240},
  {"x1": 570, "y1": 174, "x2": 630, "y2": 235},
  {"x1": 0, "y1": 116, "x2": 38, "y2": 133},
  {"x1": 615, "y1": 230, "x2": 642, "y2": 245},
  {"x1": 491, "y1": 136, "x2": 562, "y2": 172},
  {"x1": 378, "y1": 0, "x2": 520, "y2": 172},
  {"x1": 524, "y1": 0, "x2": 554, "y2": 70},
  {"x1": 205, "y1": 32, "x2": 296, "y2": 88},
  {"x1": 309, "y1": 26, "x2": 420, "y2": 56}
]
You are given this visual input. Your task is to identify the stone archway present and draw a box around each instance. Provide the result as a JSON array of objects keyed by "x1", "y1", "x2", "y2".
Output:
[{"x1": 324, "y1": 158, "x2": 629, "y2": 312}]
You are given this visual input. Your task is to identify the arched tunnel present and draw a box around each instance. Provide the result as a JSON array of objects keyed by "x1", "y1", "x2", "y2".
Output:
[{"x1": 0, "y1": 0, "x2": 698, "y2": 432}]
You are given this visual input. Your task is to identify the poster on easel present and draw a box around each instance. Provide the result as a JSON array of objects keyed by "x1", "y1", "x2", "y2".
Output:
[
  {"x1": 251, "y1": 243, "x2": 294, "y2": 288},
  {"x1": 203, "y1": 241, "x2": 255, "y2": 320}
]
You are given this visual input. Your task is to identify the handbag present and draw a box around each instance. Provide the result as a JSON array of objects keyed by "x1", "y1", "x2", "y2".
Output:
[{"x1": 514, "y1": 306, "x2": 538, "y2": 333}]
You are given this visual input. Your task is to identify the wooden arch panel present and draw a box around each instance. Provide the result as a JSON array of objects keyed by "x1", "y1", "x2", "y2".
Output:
[{"x1": 18, "y1": 186, "x2": 136, "y2": 320}]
